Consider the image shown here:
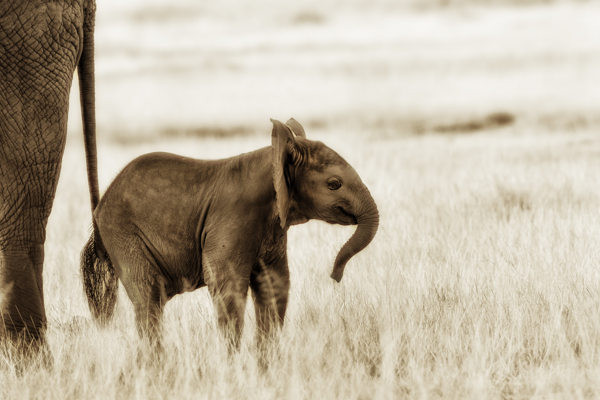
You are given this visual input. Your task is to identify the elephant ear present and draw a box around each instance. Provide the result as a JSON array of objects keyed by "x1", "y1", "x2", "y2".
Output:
[
  {"x1": 271, "y1": 118, "x2": 296, "y2": 228},
  {"x1": 285, "y1": 118, "x2": 307, "y2": 138}
]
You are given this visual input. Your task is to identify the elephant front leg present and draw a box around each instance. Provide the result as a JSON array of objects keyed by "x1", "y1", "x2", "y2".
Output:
[
  {"x1": 204, "y1": 261, "x2": 251, "y2": 351},
  {"x1": 250, "y1": 258, "x2": 290, "y2": 350}
]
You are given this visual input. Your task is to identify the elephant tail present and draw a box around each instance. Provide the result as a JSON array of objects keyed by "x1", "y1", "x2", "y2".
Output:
[{"x1": 80, "y1": 230, "x2": 118, "y2": 326}]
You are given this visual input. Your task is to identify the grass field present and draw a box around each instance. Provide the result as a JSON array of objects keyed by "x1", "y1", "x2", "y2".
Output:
[
  {"x1": 5, "y1": 127, "x2": 600, "y2": 399},
  {"x1": 3, "y1": 0, "x2": 600, "y2": 398}
]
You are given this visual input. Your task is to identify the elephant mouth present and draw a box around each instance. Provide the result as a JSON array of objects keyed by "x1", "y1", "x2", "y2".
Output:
[{"x1": 334, "y1": 206, "x2": 357, "y2": 226}]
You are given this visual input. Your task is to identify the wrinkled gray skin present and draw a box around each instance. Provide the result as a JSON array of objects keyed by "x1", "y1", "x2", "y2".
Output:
[
  {"x1": 82, "y1": 119, "x2": 379, "y2": 350},
  {"x1": 0, "y1": 0, "x2": 100, "y2": 351}
]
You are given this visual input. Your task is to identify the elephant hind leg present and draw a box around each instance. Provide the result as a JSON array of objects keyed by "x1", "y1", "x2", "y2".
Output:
[
  {"x1": 100, "y1": 230, "x2": 167, "y2": 350},
  {"x1": 133, "y1": 295, "x2": 164, "y2": 358},
  {"x1": 130, "y1": 287, "x2": 164, "y2": 367},
  {"x1": 124, "y1": 276, "x2": 165, "y2": 349},
  {"x1": 116, "y1": 255, "x2": 166, "y2": 353}
]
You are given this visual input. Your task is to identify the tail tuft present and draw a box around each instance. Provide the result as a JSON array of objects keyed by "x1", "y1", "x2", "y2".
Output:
[{"x1": 80, "y1": 232, "x2": 118, "y2": 326}]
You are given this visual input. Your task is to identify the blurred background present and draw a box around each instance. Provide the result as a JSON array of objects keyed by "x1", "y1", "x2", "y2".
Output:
[{"x1": 66, "y1": 0, "x2": 599, "y2": 144}]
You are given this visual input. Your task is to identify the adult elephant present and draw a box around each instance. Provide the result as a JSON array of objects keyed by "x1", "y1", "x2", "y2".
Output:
[{"x1": 0, "y1": 0, "x2": 101, "y2": 351}]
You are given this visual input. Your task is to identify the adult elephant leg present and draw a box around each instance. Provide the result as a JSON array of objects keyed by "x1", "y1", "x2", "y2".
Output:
[
  {"x1": 0, "y1": 151, "x2": 65, "y2": 348},
  {"x1": 0, "y1": 245, "x2": 46, "y2": 342},
  {"x1": 0, "y1": 0, "x2": 92, "y2": 348}
]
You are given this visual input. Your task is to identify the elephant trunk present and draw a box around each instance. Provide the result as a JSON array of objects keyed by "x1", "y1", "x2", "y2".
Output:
[{"x1": 330, "y1": 187, "x2": 379, "y2": 282}]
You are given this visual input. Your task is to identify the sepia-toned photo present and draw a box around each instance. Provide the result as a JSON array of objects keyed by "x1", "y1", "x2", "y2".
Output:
[{"x1": 1, "y1": 0, "x2": 599, "y2": 397}]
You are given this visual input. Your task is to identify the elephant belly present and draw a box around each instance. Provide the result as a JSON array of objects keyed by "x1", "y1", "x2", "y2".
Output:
[{"x1": 139, "y1": 228, "x2": 205, "y2": 297}]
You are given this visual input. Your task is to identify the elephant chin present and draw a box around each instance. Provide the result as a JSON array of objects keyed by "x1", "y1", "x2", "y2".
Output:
[
  {"x1": 327, "y1": 206, "x2": 357, "y2": 226},
  {"x1": 330, "y1": 194, "x2": 379, "y2": 282}
]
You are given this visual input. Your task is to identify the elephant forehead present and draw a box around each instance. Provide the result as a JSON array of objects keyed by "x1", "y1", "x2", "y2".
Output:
[
  {"x1": 305, "y1": 146, "x2": 348, "y2": 173},
  {"x1": 305, "y1": 163, "x2": 361, "y2": 185}
]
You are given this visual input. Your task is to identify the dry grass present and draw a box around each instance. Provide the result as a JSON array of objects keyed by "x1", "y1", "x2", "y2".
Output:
[
  {"x1": 3, "y1": 0, "x2": 600, "y2": 398},
  {"x1": 3, "y1": 127, "x2": 600, "y2": 399}
]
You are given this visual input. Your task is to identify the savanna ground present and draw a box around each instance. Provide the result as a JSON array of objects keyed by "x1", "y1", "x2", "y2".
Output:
[{"x1": 3, "y1": 0, "x2": 600, "y2": 398}]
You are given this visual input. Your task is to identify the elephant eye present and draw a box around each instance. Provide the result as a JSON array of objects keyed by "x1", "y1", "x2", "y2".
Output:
[{"x1": 327, "y1": 178, "x2": 342, "y2": 190}]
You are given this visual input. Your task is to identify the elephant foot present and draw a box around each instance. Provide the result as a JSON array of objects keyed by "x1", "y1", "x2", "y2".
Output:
[
  {"x1": 0, "y1": 329, "x2": 53, "y2": 372},
  {"x1": 0, "y1": 244, "x2": 49, "y2": 364}
]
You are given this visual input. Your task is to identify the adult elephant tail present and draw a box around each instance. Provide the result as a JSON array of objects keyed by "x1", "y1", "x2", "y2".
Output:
[
  {"x1": 78, "y1": 2, "x2": 117, "y2": 325},
  {"x1": 81, "y1": 232, "x2": 118, "y2": 325},
  {"x1": 78, "y1": 0, "x2": 105, "y2": 255}
]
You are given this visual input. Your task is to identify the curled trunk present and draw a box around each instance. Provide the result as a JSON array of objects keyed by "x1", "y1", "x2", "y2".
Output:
[{"x1": 330, "y1": 189, "x2": 379, "y2": 282}]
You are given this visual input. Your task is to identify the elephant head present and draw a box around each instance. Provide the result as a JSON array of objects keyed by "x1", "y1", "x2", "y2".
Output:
[{"x1": 271, "y1": 119, "x2": 379, "y2": 282}]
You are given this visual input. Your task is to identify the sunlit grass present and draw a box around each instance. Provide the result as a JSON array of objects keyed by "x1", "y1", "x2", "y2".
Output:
[
  {"x1": 3, "y1": 0, "x2": 600, "y2": 397},
  {"x1": 3, "y1": 127, "x2": 600, "y2": 398}
]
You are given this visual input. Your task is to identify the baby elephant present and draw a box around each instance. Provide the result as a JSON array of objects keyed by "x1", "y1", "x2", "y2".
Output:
[{"x1": 81, "y1": 118, "x2": 379, "y2": 349}]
